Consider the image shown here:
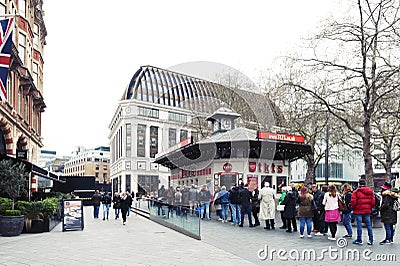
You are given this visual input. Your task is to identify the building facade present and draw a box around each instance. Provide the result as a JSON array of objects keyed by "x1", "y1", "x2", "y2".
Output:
[
  {"x1": 63, "y1": 146, "x2": 110, "y2": 184},
  {"x1": 109, "y1": 65, "x2": 286, "y2": 195},
  {"x1": 0, "y1": 0, "x2": 47, "y2": 164}
]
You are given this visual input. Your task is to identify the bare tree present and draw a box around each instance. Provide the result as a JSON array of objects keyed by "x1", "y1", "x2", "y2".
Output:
[{"x1": 281, "y1": 0, "x2": 400, "y2": 187}]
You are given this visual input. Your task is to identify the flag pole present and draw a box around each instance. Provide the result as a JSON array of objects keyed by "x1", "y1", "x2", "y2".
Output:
[{"x1": 0, "y1": 14, "x2": 17, "y2": 18}]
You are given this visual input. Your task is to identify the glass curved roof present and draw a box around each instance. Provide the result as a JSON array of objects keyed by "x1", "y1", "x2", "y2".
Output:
[{"x1": 123, "y1": 65, "x2": 282, "y2": 129}]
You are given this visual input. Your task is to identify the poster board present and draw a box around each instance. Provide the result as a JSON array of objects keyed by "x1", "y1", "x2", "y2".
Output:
[{"x1": 62, "y1": 199, "x2": 84, "y2": 231}]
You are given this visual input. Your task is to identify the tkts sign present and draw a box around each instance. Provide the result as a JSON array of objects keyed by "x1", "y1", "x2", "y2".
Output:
[{"x1": 249, "y1": 162, "x2": 283, "y2": 174}]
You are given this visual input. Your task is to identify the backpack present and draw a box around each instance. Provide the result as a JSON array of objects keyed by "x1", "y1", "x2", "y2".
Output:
[{"x1": 393, "y1": 199, "x2": 400, "y2": 211}]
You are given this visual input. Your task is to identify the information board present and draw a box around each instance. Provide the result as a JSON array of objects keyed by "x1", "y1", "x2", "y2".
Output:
[{"x1": 62, "y1": 199, "x2": 84, "y2": 231}]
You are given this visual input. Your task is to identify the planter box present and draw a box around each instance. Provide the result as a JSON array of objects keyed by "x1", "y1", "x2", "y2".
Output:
[{"x1": 0, "y1": 215, "x2": 24, "y2": 237}]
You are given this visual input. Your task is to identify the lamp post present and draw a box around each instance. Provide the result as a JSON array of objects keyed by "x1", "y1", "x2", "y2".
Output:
[{"x1": 325, "y1": 123, "x2": 329, "y2": 185}]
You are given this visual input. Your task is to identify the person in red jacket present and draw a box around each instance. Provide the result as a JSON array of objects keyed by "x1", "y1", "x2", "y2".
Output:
[{"x1": 351, "y1": 179, "x2": 376, "y2": 245}]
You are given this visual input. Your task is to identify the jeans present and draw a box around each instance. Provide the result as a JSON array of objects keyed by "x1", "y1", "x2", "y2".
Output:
[
  {"x1": 342, "y1": 212, "x2": 353, "y2": 236},
  {"x1": 355, "y1": 214, "x2": 373, "y2": 242},
  {"x1": 299, "y1": 217, "x2": 312, "y2": 235},
  {"x1": 103, "y1": 204, "x2": 110, "y2": 219},
  {"x1": 201, "y1": 202, "x2": 210, "y2": 219},
  {"x1": 240, "y1": 205, "x2": 253, "y2": 226},
  {"x1": 221, "y1": 204, "x2": 229, "y2": 220},
  {"x1": 115, "y1": 208, "x2": 120, "y2": 218},
  {"x1": 127, "y1": 207, "x2": 131, "y2": 216},
  {"x1": 230, "y1": 204, "x2": 241, "y2": 225},
  {"x1": 93, "y1": 205, "x2": 100, "y2": 218},
  {"x1": 384, "y1": 223, "x2": 395, "y2": 242}
]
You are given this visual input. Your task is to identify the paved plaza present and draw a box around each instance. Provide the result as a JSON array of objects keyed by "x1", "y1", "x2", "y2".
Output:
[{"x1": 0, "y1": 206, "x2": 399, "y2": 266}]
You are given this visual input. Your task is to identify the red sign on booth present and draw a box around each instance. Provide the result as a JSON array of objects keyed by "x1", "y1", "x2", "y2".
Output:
[
  {"x1": 223, "y1": 162, "x2": 232, "y2": 172},
  {"x1": 257, "y1": 131, "x2": 305, "y2": 143}
]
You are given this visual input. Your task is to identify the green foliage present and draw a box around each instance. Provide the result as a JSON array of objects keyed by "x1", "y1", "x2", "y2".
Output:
[
  {"x1": 41, "y1": 198, "x2": 59, "y2": 218},
  {"x1": 0, "y1": 197, "x2": 12, "y2": 215},
  {"x1": 0, "y1": 160, "x2": 28, "y2": 209},
  {"x1": 14, "y1": 200, "x2": 30, "y2": 215},
  {"x1": 4, "y1": 209, "x2": 22, "y2": 216}
]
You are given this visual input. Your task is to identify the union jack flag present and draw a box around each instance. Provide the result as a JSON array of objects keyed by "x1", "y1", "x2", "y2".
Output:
[{"x1": 0, "y1": 18, "x2": 14, "y2": 102}]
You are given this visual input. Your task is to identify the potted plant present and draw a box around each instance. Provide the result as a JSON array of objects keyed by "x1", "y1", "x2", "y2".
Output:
[{"x1": 0, "y1": 159, "x2": 28, "y2": 236}]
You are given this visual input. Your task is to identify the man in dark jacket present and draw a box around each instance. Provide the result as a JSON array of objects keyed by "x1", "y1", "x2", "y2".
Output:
[
  {"x1": 311, "y1": 185, "x2": 321, "y2": 232},
  {"x1": 239, "y1": 184, "x2": 254, "y2": 227},
  {"x1": 351, "y1": 179, "x2": 376, "y2": 245},
  {"x1": 101, "y1": 191, "x2": 112, "y2": 220},
  {"x1": 229, "y1": 185, "x2": 241, "y2": 226},
  {"x1": 92, "y1": 190, "x2": 102, "y2": 219}
]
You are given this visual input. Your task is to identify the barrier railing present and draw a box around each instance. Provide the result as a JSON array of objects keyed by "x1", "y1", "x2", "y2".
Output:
[{"x1": 134, "y1": 198, "x2": 201, "y2": 240}]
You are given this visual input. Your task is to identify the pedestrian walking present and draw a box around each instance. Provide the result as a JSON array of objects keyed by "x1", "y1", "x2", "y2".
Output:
[
  {"x1": 351, "y1": 179, "x2": 376, "y2": 245},
  {"x1": 92, "y1": 190, "x2": 102, "y2": 219},
  {"x1": 188, "y1": 184, "x2": 199, "y2": 216},
  {"x1": 322, "y1": 185, "x2": 341, "y2": 241},
  {"x1": 113, "y1": 192, "x2": 121, "y2": 219},
  {"x1": 101, "y1": 191, "x2": 112, "y2": 220},
  {"x1": 218, "y1": 186, "x2": 230, "y2": 223},
  {"x1": 120, "y1": 192, "x2": 130, "y2": 225},
  {"x1": 258, "y1": 182, "x2": 276, "y2": 230},
  {"x1": 379, "y1": 183, "x2": 399, "y2": 245}
]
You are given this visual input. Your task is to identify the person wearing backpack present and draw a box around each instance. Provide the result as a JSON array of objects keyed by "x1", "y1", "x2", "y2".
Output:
[
  {"x1": 379, "y1": 183, "x2": 400, "y2": 245},
  {"x1": 341, "y1": 183, "x2": 353, "y2": 238}
]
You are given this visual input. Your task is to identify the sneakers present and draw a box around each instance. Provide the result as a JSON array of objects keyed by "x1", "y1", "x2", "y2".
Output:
[
  {"x1": 123, "y1": 222, "x2": 126, "y2": 225},
  {"x1": 367, "y1": 240, "x2": 373, "y2": 245},
  {"x1": 218, "y1": 218, "x2": 223, "y2": 221},
  {"x1": 315, "y1": 232, "x2": 324, "y2": 236},
  {"x1": 343, "y1": 235, "x2": 352, "y2": 238},
  {"x1": 328, "y1": 237, "x2": 336, "y2": 241},
  {"x1": 300, "y1": 235, "x2": 304, "y2": 238},
  {"x1": 307, "y1": 235, "x2": 312, "y2": 238},
  {"x1": 379, "y1": 240, "x2": 391, "y2": 245},
  {"x1": 353, "y1": 239, "x2": 363, "y2": 245}
]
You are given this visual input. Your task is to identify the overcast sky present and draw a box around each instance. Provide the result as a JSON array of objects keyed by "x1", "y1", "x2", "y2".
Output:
[{"x1": 41, "y1": 0, "x2": 340, "y2": 156}]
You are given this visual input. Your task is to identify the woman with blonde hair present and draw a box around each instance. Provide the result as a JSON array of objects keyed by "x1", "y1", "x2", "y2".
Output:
[
  {"x1": 322, "y1": 185, "x2": 341, "y2": 240},
  {"x1": 341, "y1": 183, "x2": 353, "y2": 238}
]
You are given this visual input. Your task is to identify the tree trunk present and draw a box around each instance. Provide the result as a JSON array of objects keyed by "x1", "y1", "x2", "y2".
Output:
[
  {"x1": 304, "y1": 154, "x2": 316, "y2": 186},
  {"x1": 363, "y1": 120, "x2": 374, "y2": 188}
]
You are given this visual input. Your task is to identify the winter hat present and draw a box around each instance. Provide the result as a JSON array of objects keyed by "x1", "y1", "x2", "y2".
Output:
[
  {"x1": 391, "y1": 187, "x2": 400, "y2": 193},
  {"x1": 380, "y1": 182, "x2": 392, "y2": 190}
]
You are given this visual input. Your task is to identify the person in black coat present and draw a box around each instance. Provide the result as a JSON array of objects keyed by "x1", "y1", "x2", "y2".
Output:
[
  {"x1": 239, "y1": 184, "x2": 254, "y2": 227},
  {"x1": 315, "y1": 185, "x2": 328, "y2": 236},
  {"x1": 120, "y1": 192, "x2": 130, "y2": 225},
  {"x1": 251, "y1": 188, "x2": 260, "y2": 226},
  {"x1": 379, "y1": 187, "x2": 400, "y2": 244},
  {"x1": 282, "y1": 187, "x2": 297, "y2": 232},
  {"x1": 112, "y1": 192, "x2": 121, "y2": 219}
]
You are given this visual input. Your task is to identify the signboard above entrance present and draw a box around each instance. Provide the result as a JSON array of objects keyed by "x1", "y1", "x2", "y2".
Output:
[{"x1": 257, "y1": 131, "x2": 305, "y2": 143}]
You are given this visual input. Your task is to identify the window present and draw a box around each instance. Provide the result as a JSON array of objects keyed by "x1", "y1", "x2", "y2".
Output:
[
  {"x1": 137, "y1": 124, "x2": 146, "y2": 157},
  {"x1": 19, "y1": 0, "x2": 26, "y2": 17},
  {"x1": 103, "y1": 165, "x2": 107, "y2": 170},
  {"x1": 180, "y1": 129, "x2": 188, "y2": 142},
  {"x1": 168, "y1": 128, "x2": 176, "y2": 147},
  {"x1": 150, "y1": 126, "x2": 158, "y2": 158},
  {"x1": 0, "y1": 1, "x2": 6, "y2": 15},
  {"x1": 138, "y1": 106, "x2": 159, "y2": 118},
  {"x1": 126, "y1": 174, "x2": 131, "y2": 192},
  {"x1": 168, "y1": 112, "x2": 187, "y2": 123},
  {"x1": 316, "y1": 163, "x2": 343, "y2": 179},
  {"x1": 18, "y1": 33, "x2": 26, "y2": 64},
  {"x1": 33, "y1": 24, "x2": 39, "y2": 49},
  {"x1": 95, "y1": 164, "x2": 99, "y2": 170},
  {"x1": 126, "y1": 123, "x2": 131, "y2": 157}
]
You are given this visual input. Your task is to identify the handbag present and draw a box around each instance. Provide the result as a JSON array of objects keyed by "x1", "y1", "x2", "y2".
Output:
[
  {"x1": 338, "y1": 197, "x2": 347, "y2": 212},
  {"x1": 393, "y1": 200, "x2": 400, "y2": 211},
  {"x1": 276, "y1": 204, "x2": 285, "y2": 211}
]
